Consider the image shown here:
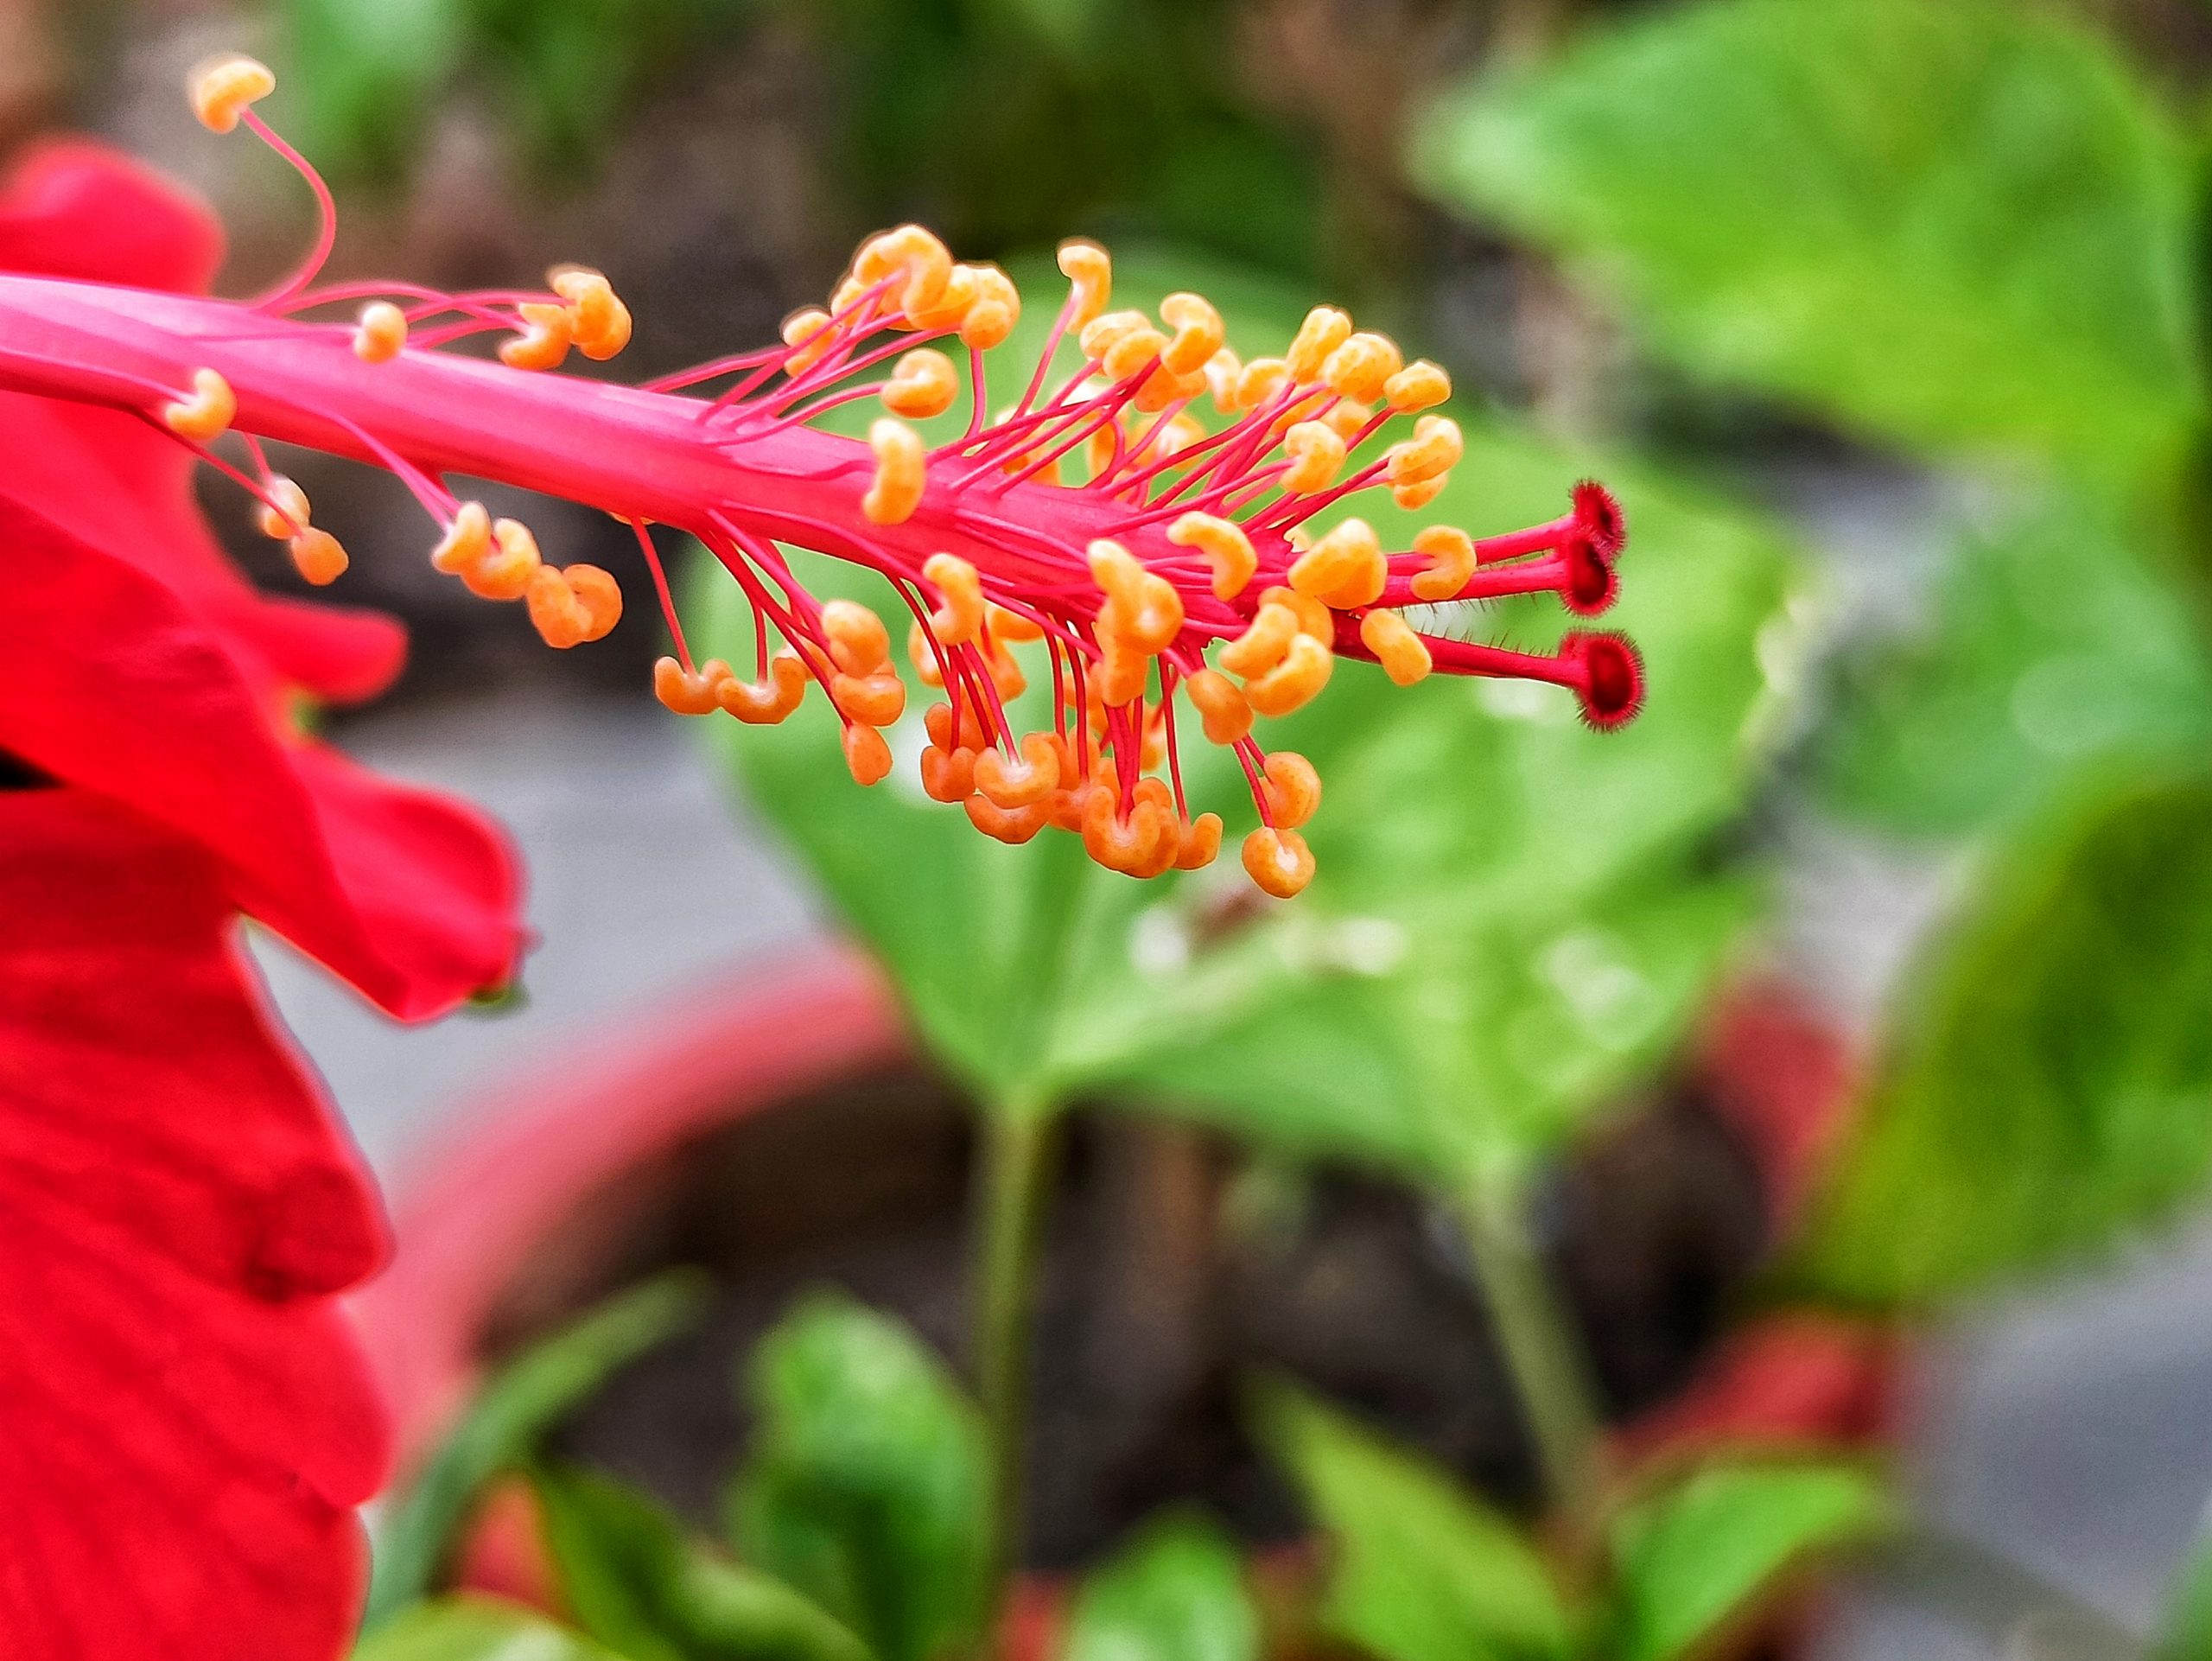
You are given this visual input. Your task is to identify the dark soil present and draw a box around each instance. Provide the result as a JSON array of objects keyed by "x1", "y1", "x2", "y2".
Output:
[{"x1": 518, "y1": 1066, "x2": 1769, "y2": 1570}]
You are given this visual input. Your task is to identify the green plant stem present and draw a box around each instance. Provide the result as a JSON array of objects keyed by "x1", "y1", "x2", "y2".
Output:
[
  {"x1": 971, "y1": 1104, "x2": 1063, "y2": 1622},
  {"x1": 1455, "y1": 1176, "x2": 1605, "y2": 1527}
]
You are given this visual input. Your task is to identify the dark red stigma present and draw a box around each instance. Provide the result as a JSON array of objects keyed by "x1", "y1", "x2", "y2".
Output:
[
  {"x1": 1573, "y1": 480, "x2": 1626, "y2": 560},
  {"x1": 1563, "y1": 630, "x2": 1644, "y2": 731},
  {"x1": 1560, "y1": 534, "x2": 1619, "y2": 616}
]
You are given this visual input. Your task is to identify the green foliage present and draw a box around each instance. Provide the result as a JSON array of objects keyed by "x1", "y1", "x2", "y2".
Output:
[
  {"x1": 1820, "y1": 493, "x2": 2212, "y2": 839},
  {"x1": 1414, "y1": 0, "x2": 2203, "y2": 487},
  {"x1": 725, "y1": 1295, "x2": 988, "y2": 1661},
  {"x1": 698, "y1": 253, "x2": 1796, "y2": 1177},
  {"x1": 279, "y1": 0, "x2": 753, "y2": 181},
  {"x1": 1256, "y1": 1384, "x2": 1576, "y2": 1661},
  {"x1": 2155, "y1": 1510, "x2": 2212, "y2": 1661},
  {"x1": 1605, "y1": 1462, "x2": 1893, "y2": 1661},
  {"x1": 1794, "y1": 773, "x2": 2212, "y2": 1305},
  {"x1": 1063, "y1": 1514, "x2": 1259, "y2": 1661},
  {"x1": 531, "y1": 1462, "x2": 873, "y2": 1661},
  {"x1": 353, "y1": 1596, "x2": 623, "y2": 1661},
  {"x1": 367, "y1": 1274, "x2": 710, "y2": 1626}
]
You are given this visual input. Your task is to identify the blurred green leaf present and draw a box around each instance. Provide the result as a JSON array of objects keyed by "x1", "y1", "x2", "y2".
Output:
[
  {"x1": 2155, "y1": 1509, "x2": 2212, "y2": 1661},
  {"x1": 1795, "y1": 773, "x2": 2212, "y2": 1304},
  {"x1": 353, "y1": 1595, "x2": 620, "y2": 1661},
  {"x1": 367, "y1": 1274, "x2": 710, "y2": 1627},
  {"x1": 727, "y1": 1295, "x2": 987, "y2": 1661},
  {"x1": 1257, "y1": 1384, "x2": 1575, "y2": 1661},
  {"x1": 1063, "y1": 1513, "x2": 1258, "y2": 1661},
  {"x1": 1606, "y1": 1461, "x2": 1893, "y2": 1661},
  {"x1": 282, "y1": 0, "x2": 466, "y2": 181},
  {"x1": 1820, "y1": 492, "x2": 2212, "y2": 838},
  {"x1": 531, "y1": 1462, "x2": 873, "y2": 1661},
  {"x1": 1414, "y1": 0, "x2": 2202, "y2": 484}
]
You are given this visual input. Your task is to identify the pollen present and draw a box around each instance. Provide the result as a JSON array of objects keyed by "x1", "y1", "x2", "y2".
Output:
[
  {"x1": 1159, "y1": 293, "x2": 1225, "y2": 376},
  {"x1": 1281, "y1": 422, "x2": 1346, "y2": 493},
  {"x1": 1384, "y1": 360, "x2": 1451, "y2": 412},
  {"x1": 882, "y1": 348, "x2": 958, "y2": 419},
  {"x1": 431, "y1": 503, "x2": 493, "y2": 576},
  {"x1": 1243, "y1": 633, "x2": 1334, "y2": 717},
  {"x1": 288, "y1": 527, "x2": 347, "y2": 586},
  {"x1": 1166, "y1": 512, "x2": 1256, "y2": 600},
  {"x1": 863, "y1": 418, "x2": 925, "y2": 525},
  {"x1": 961, "y1": 264, "x2": 1021, "y2": 349},
  {"x1": 462, "y1": 518, "x2": 543, "y2": 601},
  {"x1": 853, "y1": 225, "x2": 953, "y2": 319},
  {"x1": 162, "y1": 368, "x2": 235, "y2": 442},
  {"x1": 1242, "y1": 827, "x2": 1315, "y2": 899},
  {"x1": 256, "y1": 475, "x2": 309, "y2": 539},
  {"x1": 550, "y1": 266, "x2": 632, "y2": 361},
  {"x1": 499, "y1": 302, "x2": 573, "y2": 371},
  {"x1": 1320, "y1": 332, "x2": 1402, "y2": 404},
  {"x1": 842, "y1": 722, "x2": 894, "y2": 786},
  {"x1": 1289, "y1": 519, "x2": 1385, "y2": 610},
  {"x1": 1360, "y1": 608, "x2": 1433, "y2": 685},
  {"x1": 975, "y1": 733, "x2": 1061, "y2": 808},
  {"x1": 1218, "y1": 602, "x2": 1301, "y2": 678},
  {"x1": 720, "y1": 653, "x2": 810, "y2": 724},
  {"x1": 1286, "y1": 307, "x2": 1352, "y2": 382},
  {"x1": 782, "y1": 309, "x2": 836, "y2": 373},
  {"x1": 923, "y1": 552, "x2": 985, "y2": 644},
  {"x1": 821, "y1": 599, "x2": 891, "y2": 675},
  {"x1": 1409, "y1": 525, "x2": 1475, "y2": 601},
  {"x1": 1057, "y1": 239, "x2": 1112, "y2": 327},
  {"x1": 351, "y1": 301, "x2": 408, "y2": 363},
  {"x1": 526, "y1": 563, "x2": 623, "y2": 648},
  {"x1": 1185, "y1": 669, "x2": 1253, "y2": 745},
  {"x1": 189, "y1": 54, "x2": 274, "y2": 134}
]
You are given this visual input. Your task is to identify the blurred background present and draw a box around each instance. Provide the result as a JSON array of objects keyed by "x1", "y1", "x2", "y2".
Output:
[{"x1": 16, "y1": 1, "x2": 2212, "y2": 1657}]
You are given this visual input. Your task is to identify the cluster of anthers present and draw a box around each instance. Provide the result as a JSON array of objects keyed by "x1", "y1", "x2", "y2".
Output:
[{"x1": 92, "y1": 57, "x2": 1640, "y2": 900}]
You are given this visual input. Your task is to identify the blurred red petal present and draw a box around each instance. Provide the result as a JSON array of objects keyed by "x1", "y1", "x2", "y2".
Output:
[
  {"x1": 0, "y1": 493, "x2": 524, "y2": 1020},
  {"x1": 0, "y1": 138, "x2": 224, "y2": 294},
  {"x1": 0, "y1": 789, "x2": 389, "y2": 1658}
]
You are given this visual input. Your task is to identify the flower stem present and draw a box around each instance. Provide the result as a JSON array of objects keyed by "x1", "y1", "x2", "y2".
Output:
[
  {"x1": 971, "y1": 1104, "x2": 1063, "y2": 1619},
  {"x1": 1455, "y1": 1174, "x2": 1605, "y2": 1525}
]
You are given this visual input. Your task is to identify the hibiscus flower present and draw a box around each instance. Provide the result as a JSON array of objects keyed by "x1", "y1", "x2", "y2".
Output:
[{"x1": 0, "y1": 139, "x2": 525, "y2": 1658}]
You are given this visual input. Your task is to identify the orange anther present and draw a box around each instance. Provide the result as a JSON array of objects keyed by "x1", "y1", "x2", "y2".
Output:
[
  {"x1": 256, "y1": 475, "x2": 309, "y2": 539},
  {"x1": 1359, "y1": 608, "x2": 1433, "y2": 686},
  {"x1": 925, "y1": 700, "x2": 988, "y2": 753},
  {"x1": 1126, "y1": 780, "x2": 1184, "y2": 878},
  {"x1": 986, "y1": 635, "x2": 1028, "y2": 698},
  {"x1": 1262, "y1": 751, "x2": 1322, "y2": 828},
  {"x1": 1131, "y1": 363, "x2": 1205, "y2": 416},
  {"x1": 527, "y1": 562, "x2": 623, "y2": 648},
  {"x1": 1057, "y1": 239, "x2": 1112, "y2": 327},
  {"x1": 988, "y1": 605, "x2": 1044, "y2": 643},
  {"x1": 1205, "y1": 347, "x2": 1243, "y2": 412},
  {"x1": 1218, "y1": 603, "x2": 1300, "y2": 678},
  {"x1": 1089, "y1": 540, "x2": 1183, "y2": 647},
  {"x1": 961, "y1": 264, "x2": 1021, "y2": 350},
  {"x1": 843, "y1": 722, "x2": 894, "y2": 786},
  {"x1": 1410, "y1": 525, "x2": 1475, "y2": 602},
  {"x1": 834, "y1": 670, "x2": 906, "y2": 728},
  {"x1": 1290, "y1": 518, "x2": 1385, "y2": 610},
  {"x1": 907, "y1": 620, "x2": 945, "y2": 686},
  {"x1": 974, "y1": 732, "x2": 1061, "y2": 808},
  {"x1": 1384, "y1": 360, "x2": 1451, "y2": 412},
  {"x1": 1393, "y1": 475, "x2": 1447, "y2": 512},
  {"x1": 1159, "y1": 292, "x2": 1224, "y2": 376},
  {"x1": 190, "y1": 54, "x2": 274, "y2": 134},
  {"x1": 353, "y1": 302, "x2": 408, "y2": 363},
  {"x1": 1094, "y1": 640, "x2": 1149, "y2": 707},
  {"x1": 499, "y1": 302, "x2": 572, "y2": 371},
  {"x1": 1280, "y1": 421, "x2": 1346, "y2": 493},
  {"x1": 465, "y1": 518, "x2": 543, "y2": 601},
  {"x1": 854, "y1": 225, "x2": 954, "y2": 320},
  {"x1": 431, "y1": 502, "x2": 492, "y2": 576},
  {"x1": 1102, "y1": 326, "x2": 1169, "y2": 385},
  {"x1": 1260, "y1": 584, "x2": 1334, "y2": 641},
  {"x1": 1242, "y1": 826, "x2": 1315, "y2": 898},
  {"x1": 921, "y1": 551, "x2": 984, "y2": 645},
  {"x1": 1322, "y1": 400, "x2": 1372, "y2": 445},
  {"x1": 819, "y1": 598, "x2": 890, "y2": 675},
  {"x1": 162, "y1": 367, "x2": 234, "y2": 442},
  {"x1": 920, "y1": 744, "x2": 976, "y2": 803},
  {"x1": 782, "y1": 308, "x2": 836, "y2": 373},
  {"x1": 1174, "y1": 812, "x2": 1224, "y2": 871},
  {"x1": 904, "y1": 263, "x2": 980, "y2": 334},
  {"x1": 1166, "y1": 512, "x2": 1256, "y2": 601},
  {"x1": 883, "y1": 348, "x2": 958, "y2": 419},
  {"x1": 550, "y1": 266, "x2": 632, "y2": 360},
  {"x1": 1243, "y1": 633, "x2": 1333, "y2": 717},
  {"x1": 1387, "y1": 414, "x2": 1464, "y2": 485},
  {"x1": 1079, "y1": 309, "x2": 1150, "y2": 362},
  {"x1": 1233, "y1": 357, "x2": 1291, "y2": 410},
  {"x1": 863, "y1": 418, "x2": 926, "y2": 525},
  {"x1": 1082, "y1": 784, "x2": 1170, "y2": 875},
  {"x1": 1319, "y1": 332, "x2": 1402, "y2": 403},
  {"x1": 289, "y1": 528, "x2": 347, "y2": 587},
  {"x1": 654, "y1": 655, "x2": 727, "y2": 716},
  {"x1": 720, "y1": 652, "x2": 810, "y2": 724},
  {"x1": 1184, "y1": 669, "x2": 1253, "y2": 746},
  {"x1": 966, "y1": 792, "x2": 1050, "y2": 845},
  {"x1": 1286, "y1": 307, "x2": 1352, "y2": 382}
]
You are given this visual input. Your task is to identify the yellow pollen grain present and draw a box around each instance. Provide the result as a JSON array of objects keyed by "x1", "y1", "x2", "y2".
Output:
[
  {"x1": 1409, "y1": 525, "x2": 1475, "y2": 602},
  {"x1": 162, "y1": 367, "x2": 235, "y2": 442},
  {"x1": 353, "y1": 302, "x2": 408, "y2": 364},
  {"x1": 863, "y1": 418, "x2": 926, "y2": 525},
  {"x1": 1359, "y1": 608, "x2": 1432, "y2": 685},
  {"x1": 1166, "y1": 512, "x2": 1256, "y2": 601},
  {"x1": 189, "y1": 54, "x2": 274, "y2": 134}
]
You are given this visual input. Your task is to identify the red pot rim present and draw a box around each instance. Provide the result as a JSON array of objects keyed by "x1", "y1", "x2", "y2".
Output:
[{"x1": 351, "y1": 942, "x2": 906, "y2": 1464}]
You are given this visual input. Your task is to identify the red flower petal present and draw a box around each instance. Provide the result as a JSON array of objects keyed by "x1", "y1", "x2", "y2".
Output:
[
  {"x1": 0, "y1": 789, "x2": 389, "y2": 1658},
  {"x1": 0, "y1": 493, "x2": 524, "y2": 1020},
  {"x1": 0, "y1": 138, "x2": 224, "y2": 294}
]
